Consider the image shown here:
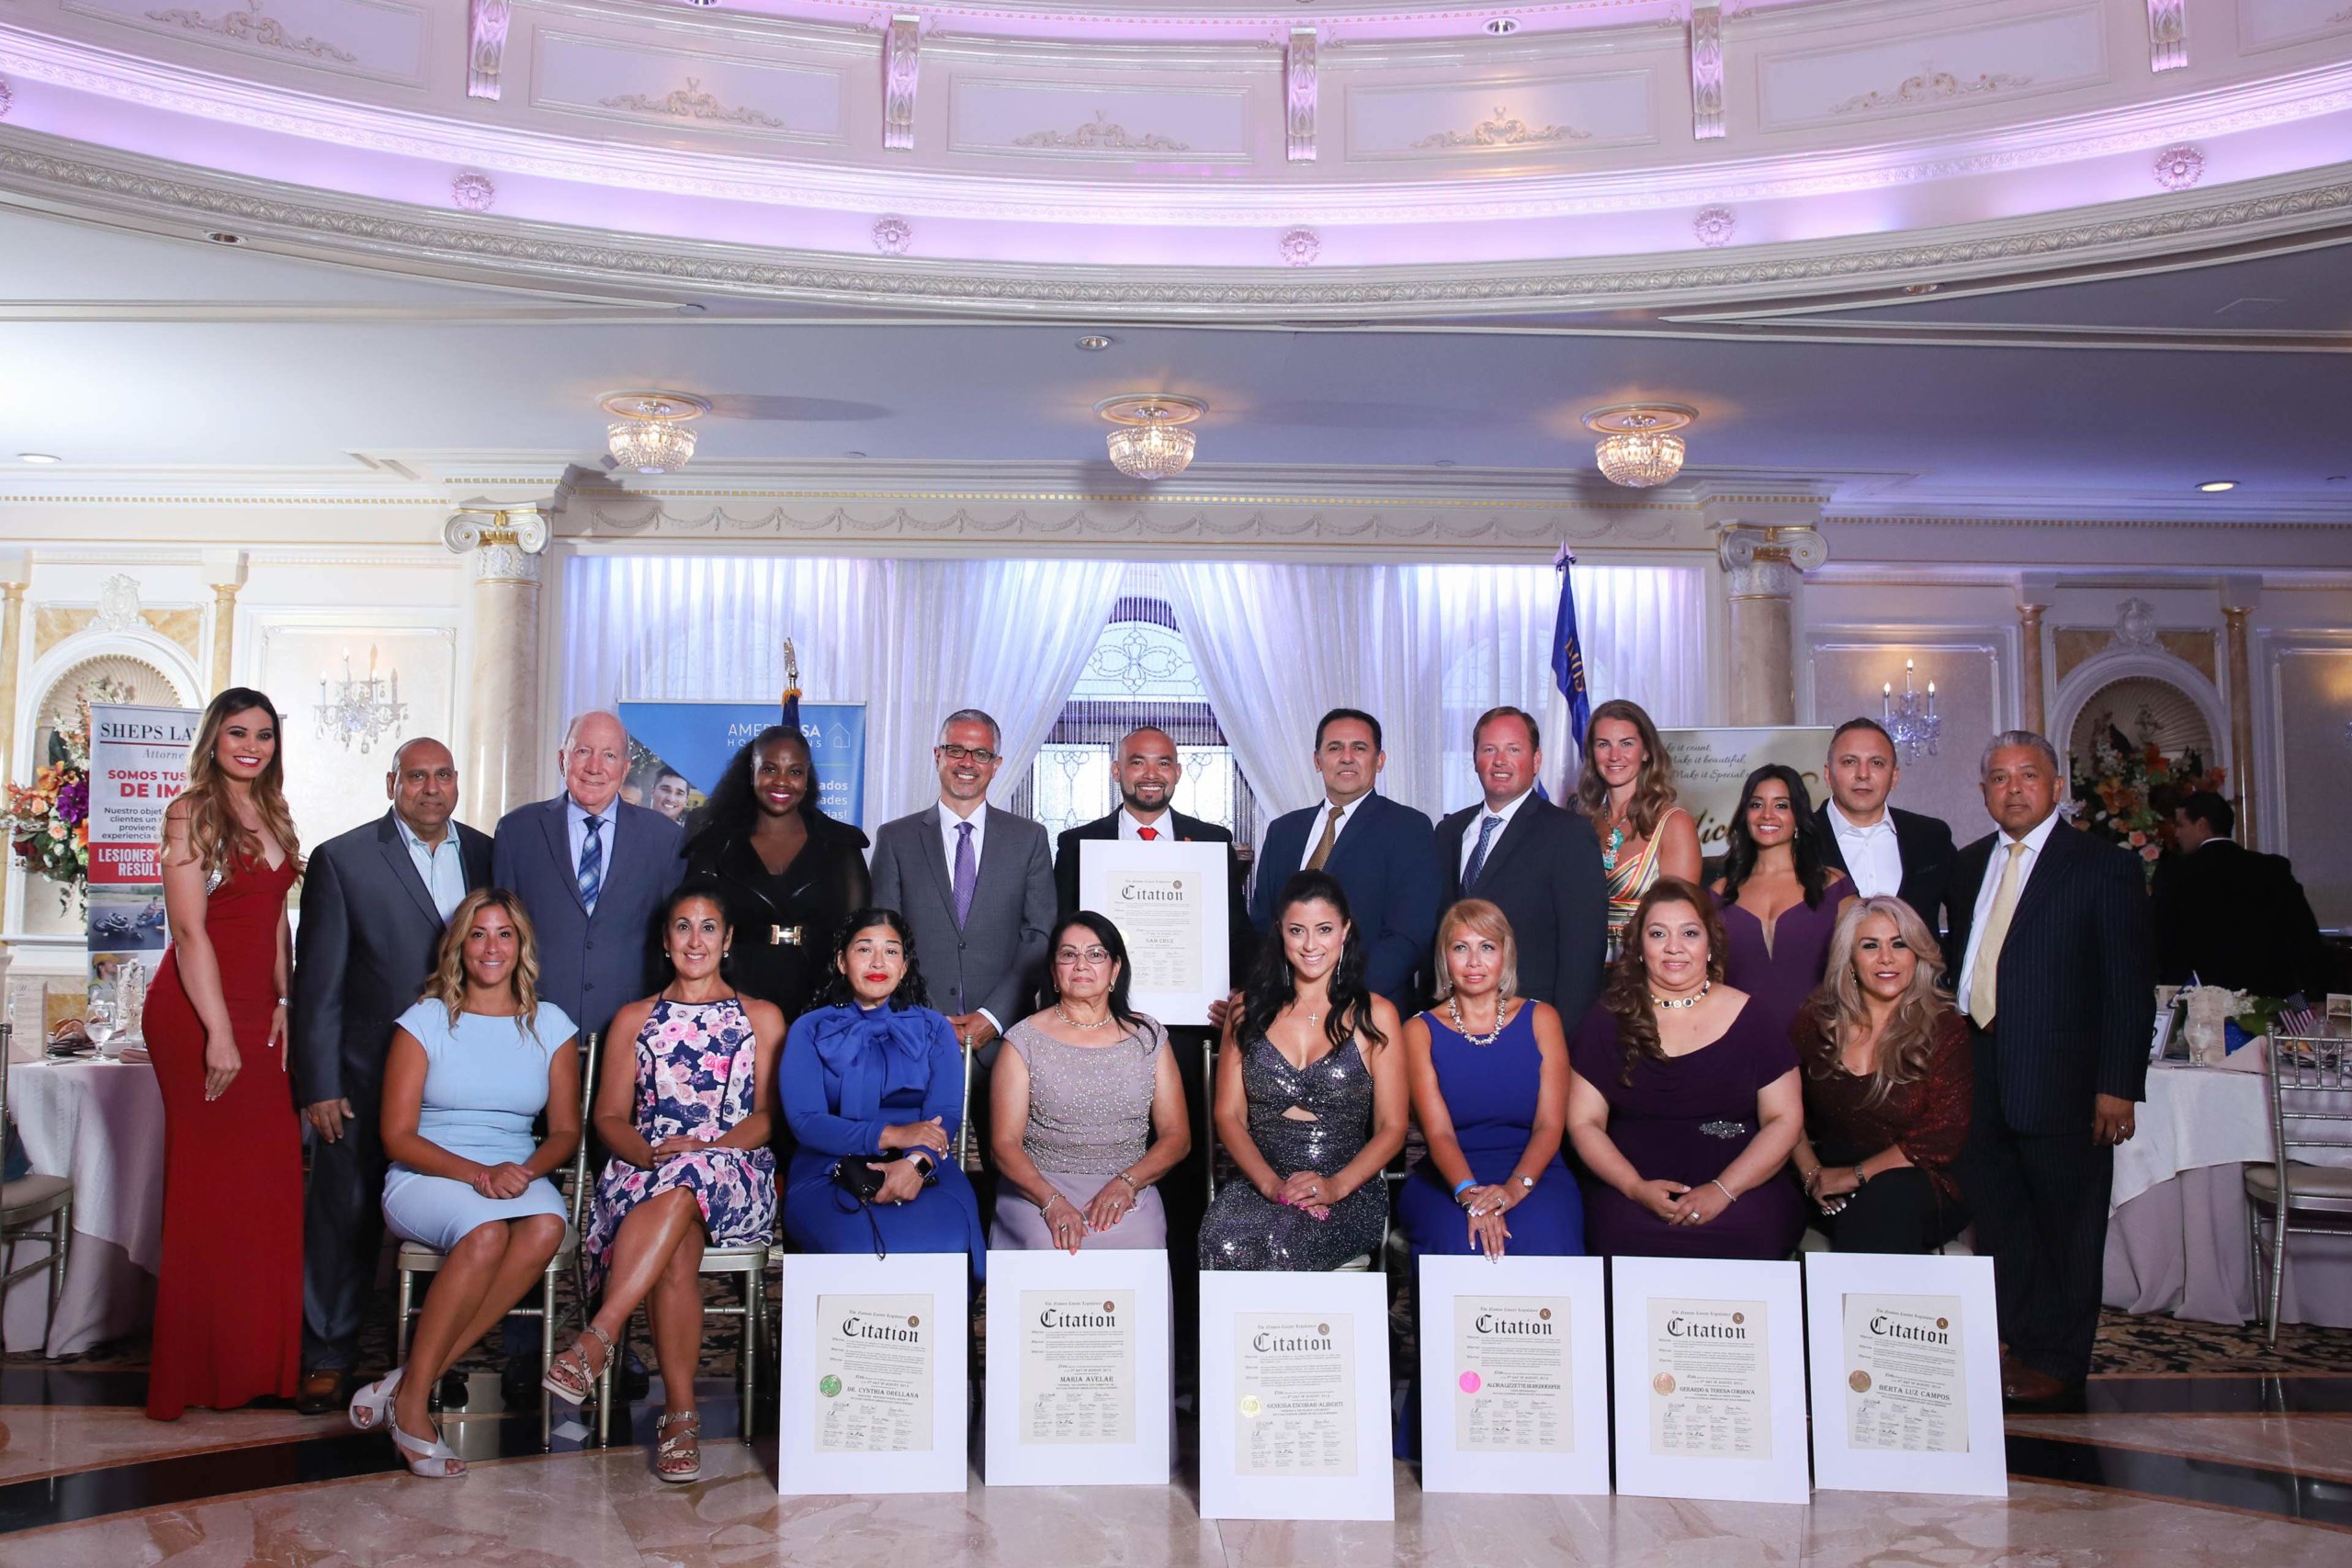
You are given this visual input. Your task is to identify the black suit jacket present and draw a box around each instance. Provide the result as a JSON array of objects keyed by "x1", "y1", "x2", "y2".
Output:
[
  {"x1": 1814, "y1": 803, "x2": 1958, "y2": 941},
  {"x1": 1949, "y1": 820, "x2": 2154, "y2": 1136},
  {"x1": 1054, "y1": 810, "x2": 1257, "y2": 985},
  {"x1": 290, "y1": 810, "x2": 493, "y2": 1107},
  {"x1": 1249, "y1": 793, "x2": 1441, "y2": 1006},
  {"x1": 2151, "y1": 839, "x2": 2327, "y2": 998},
  {"x1": 1431, "y1": 795, "x2": 1607, "y2": 1024}
]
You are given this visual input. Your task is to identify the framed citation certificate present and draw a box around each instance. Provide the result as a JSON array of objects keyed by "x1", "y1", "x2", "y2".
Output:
[
  {"x1": 1077, "y1": 839, "x2": 1231, "y2": 1026},
  {"x1": 1804, "y1": 1251, "x2": 2006, "y2": 1497},
  {"x1": 1417, "y1": 1255, "x2": 1610, "y2": 1495},
  {"x1": 1610, "y1": 1256, "x2": 1810, "y2": 1505},
  {"x1": 777, "y1": 1251, "x2": 967, "y2": 1495},
  {"x1": 983, "y1": 1247, "x2": 1172, "y2": 1487},
  {"x1": 1198, "y1": 1270, "x2": 1394, "y2": 1520}
]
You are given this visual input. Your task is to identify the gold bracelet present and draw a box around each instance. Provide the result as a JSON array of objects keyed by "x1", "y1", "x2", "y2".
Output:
[{"x1": 1114, "y1": 1171, "x2": 1140, "y2": 1193}]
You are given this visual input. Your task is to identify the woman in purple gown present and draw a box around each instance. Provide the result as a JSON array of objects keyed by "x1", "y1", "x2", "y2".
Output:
[
  {"x1": 1566, "y1": 878, "x2": 1805, "y2": 1259},
  {"x1": 1709, "y1": 763, "x2": 1851, "y2": 1044}
]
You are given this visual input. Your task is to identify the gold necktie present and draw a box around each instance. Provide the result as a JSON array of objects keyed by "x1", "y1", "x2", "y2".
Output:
[
  {"x1": 1305, "y1": 804, "x2": 1344, "y2": 872},
  {"x1": 1967, "y1": 841, "x2": 2028, "y2": 1029}
]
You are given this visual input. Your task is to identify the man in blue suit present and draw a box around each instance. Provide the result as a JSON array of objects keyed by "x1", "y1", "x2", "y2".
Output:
[{"x1": 1248, "y1": 708, "x2": 1440, "y2": 1009}]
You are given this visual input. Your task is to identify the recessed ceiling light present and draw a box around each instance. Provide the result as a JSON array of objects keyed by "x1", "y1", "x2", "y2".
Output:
[
  {"x1": 17, "y1": 453, "x2": 61, "y2": 464},
  {"x1": 1076, "y1": 335, "x2": 1114, "y2": 352},
  {"x1": 2197, "y1": 480, "x2": 2238, "y2": 492},
  {"x1": 205, "y1": 231, "x2": 243, "y2": 245},
  {"x1": 842, "y1": 451, "x2": 866, "y2": 459},
  {"x1": 1434, "y1": 459, "x2": 1457, "y2": 468},
  {"x1": 1902, "y1": 283, "x2": 1940, "y2": 296},
  {"x1": 1485, "y1": 17, "x2": 1520, "y2": 35}
]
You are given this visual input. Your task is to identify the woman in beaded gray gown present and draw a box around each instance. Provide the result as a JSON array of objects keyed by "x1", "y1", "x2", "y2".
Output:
[{"x1": 1200, "y1": 870, "x2": 1409, "y2": 1270}]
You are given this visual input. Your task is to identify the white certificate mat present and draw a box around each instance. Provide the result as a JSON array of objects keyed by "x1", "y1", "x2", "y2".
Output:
[
  {"x1": 777, "y1": 1251, "x2": 968, "y2": 1495},
  {"x1": 1078, "y1": 838, "x2": 1230, "y2": 1026},
  {"x1": 983, "y1": 1248, "x2": 1172, "y2": 1486},
  {"x1": 1418, "y1": 1255, "x2": 1609, "y2": 1495},
  {"x1": 1609, "y1": 1256, "x2": 1809, "y2": 1506},
  {"x1": 1804, "y1": 1251, "x2": 2007, "y2": 1497},
  {"x1": 1198, "y1": 1269, "x2": 1394, "y2": 1520}
]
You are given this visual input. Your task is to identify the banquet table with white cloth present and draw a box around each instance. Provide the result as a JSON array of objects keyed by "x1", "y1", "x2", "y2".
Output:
[
  {"x1": 3, "y1": 1057, "x2": 163, "y2": 1357},
  {"x1": 2103, "y1": 1060, "x2": 2352, "y2": 1328}
]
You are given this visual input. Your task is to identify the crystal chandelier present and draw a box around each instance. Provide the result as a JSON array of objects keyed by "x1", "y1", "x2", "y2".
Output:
[
  {"x1": 600, "y1": 390, "x2": 710, "y2": 475},
  {"x1": 1583, "y1": 403, "x2": 1697, "y2": 488},
  {"x1": 316, "y1": 646, "x2": 407, "y2": 754},
  {"x1": 1883, "y1": 659, "x2": 1941, "y2": 760},
  {"x1": 1097, "y1": 394, "x2": 1206, "y2": 482}
]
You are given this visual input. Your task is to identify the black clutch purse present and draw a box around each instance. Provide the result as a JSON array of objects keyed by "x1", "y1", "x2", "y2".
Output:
[{"x1": 828, "y1": 1156, "x2": 889, "y2": 1204}]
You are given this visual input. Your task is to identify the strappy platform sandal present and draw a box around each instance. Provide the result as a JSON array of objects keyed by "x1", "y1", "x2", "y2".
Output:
[
  {"x1": 542, "y1": 1323, "x2": 614, "y2": 1406},
  {"x1": 653, "y1": 1410, "x2": 702, "y2": 1484},
  {"x1": 346, "y1": 1366, "x2": 404, "y2": 1432},
  {"x1": 390, "y1": 1412, "x2": 466, "y2": 1478}
]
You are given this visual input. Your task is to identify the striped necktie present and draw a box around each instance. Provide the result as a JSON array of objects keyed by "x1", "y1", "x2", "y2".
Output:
[
  {"x1": 578, "y1": 815, "x2": 605, "y2": 914},
  {"x1": 1464, "y1": 814, "x2": 1503, "y2": 890}
]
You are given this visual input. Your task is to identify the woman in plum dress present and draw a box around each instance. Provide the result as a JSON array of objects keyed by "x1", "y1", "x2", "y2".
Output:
[{"x1": 1710, "y1": 762, "x2": 1851, "y2": 1044}]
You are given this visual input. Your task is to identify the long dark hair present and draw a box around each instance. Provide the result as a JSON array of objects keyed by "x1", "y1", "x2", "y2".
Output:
[
  {"x1": 685, "y1": 725, "x2": 821, "y2": 852},
  {"x1": 1242, "y1": 870, "x2": 1385, "y2": 1055},
  {"x1": 1051, "y1": 911, "x2": 1146, "y2": 1033},
  {"x1": 1717, "y1": 762, "x2": 1831, "y2": 907},
  {"x1": 1602, "y1": 877, "x2": 1727, "y2": 1085},
  {"x1": 816, "y1": 907, "x2": 933, "y2": 1011},
  {"x1": 177, "y1": 687, "x2": 300, "y2": 880}
]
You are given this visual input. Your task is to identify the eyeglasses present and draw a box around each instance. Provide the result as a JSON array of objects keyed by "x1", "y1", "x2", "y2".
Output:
[
  {"x1": 939, "y1": 744, "x2": 999, "y2": 765},
  {"x1": 1055, "y1": 946, "x2": 1114, "y2": 965}
]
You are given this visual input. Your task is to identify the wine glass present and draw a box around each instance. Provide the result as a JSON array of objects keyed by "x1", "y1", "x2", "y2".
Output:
[{"x1": 85, "y1": 990, "x2": 120, "y2": 1061}]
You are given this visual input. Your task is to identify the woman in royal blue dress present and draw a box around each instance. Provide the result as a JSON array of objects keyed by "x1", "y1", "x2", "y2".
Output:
[
  {"x1": 779, "y1": 908, "x2": 985, "y2": 1280},
  {"x1": 1396, "y1": 899, "x2": 1582, "y2": 1261}
]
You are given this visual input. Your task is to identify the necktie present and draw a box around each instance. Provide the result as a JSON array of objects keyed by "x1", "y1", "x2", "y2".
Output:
[
  {"x1": 1305, "y1": 804, "x2": 1344, "y2": 872},
  {"x1": 952, "y1": 820, "x2": 977, "y2": 930},
  {"x1": 1137, "y1": 826, "x2": 1159, "y2": 840},
  {"x1": 578, "y1": 815, "x2": 605, "y2": 915},
  {"x1": 1966, "y1": 841, "x2": 2027, "y2": 1029},
  {"x1": 1463, "y1": 814, "x2": 1503, "y2": 890}
]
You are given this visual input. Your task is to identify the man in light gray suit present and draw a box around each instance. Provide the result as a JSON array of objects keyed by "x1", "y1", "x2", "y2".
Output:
[{"x1": 869, "y1": 708, "x2": 1057, "y2": 1066}]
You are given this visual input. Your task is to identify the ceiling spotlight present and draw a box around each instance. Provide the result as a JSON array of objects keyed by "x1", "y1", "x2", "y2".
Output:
[
  {"x1": 1583, "y1": 403, "x2": 1696, "y2": 489},
  {"x1": 1097, "y1": 394, "x2": 1205, "y2": 482},
  {"x1": 1076, "y1": 335, "x2": 1115, "y2": 352},
  {"x1": 2197, "y1": 480, "x2": 2238, "y2": 492},
  {"x1": 599, "y1": 390, "x2": 710, "y2": 475},
  {"x1": 17, "y1": 453, "x2": 61, "y2": 464},
  {"x1": 205, "y1": 231, "x2": 243, "y2": 245}
]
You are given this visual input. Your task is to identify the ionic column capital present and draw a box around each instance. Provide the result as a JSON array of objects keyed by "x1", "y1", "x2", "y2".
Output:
[
  {"x1": 445, "y1": 505, "x2": 548, "y2": 583},
  {"x1": 1714, "y1": 523, "x2": 1828, "y2": 600}
]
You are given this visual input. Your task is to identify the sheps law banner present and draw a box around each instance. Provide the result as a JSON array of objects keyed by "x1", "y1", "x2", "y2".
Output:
[
  {"x1": 85, "y1": 703, "x2": 201, "y2": 981},
  {"x1": 616, "y1": 701, "x2": 868, "y2": 829}
]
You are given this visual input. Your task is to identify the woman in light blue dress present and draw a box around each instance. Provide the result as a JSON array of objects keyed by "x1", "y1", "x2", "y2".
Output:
[{"x1": 347, "y1": 889, "x2": 581, "y2": 1478}]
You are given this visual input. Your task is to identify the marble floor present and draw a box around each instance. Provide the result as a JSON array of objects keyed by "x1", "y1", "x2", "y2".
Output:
[{"x1": 0, "y1": 1374, "x2": 2345, "y2": 1566}]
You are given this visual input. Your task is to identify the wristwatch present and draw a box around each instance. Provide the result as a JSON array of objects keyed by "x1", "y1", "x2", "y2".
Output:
[{"x1": 1518, "y1": 1175, "x2": 1536, "y2": 1190}]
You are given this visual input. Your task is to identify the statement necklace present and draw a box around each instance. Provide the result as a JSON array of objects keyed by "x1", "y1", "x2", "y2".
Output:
[
  {"x1": 1650, "y1": 982, "x2": 1711, "y2": 1011},
  {"x1": 1055, "y1": 1005, "x2": 1116, "y2": 1032},
  {"x1": 1447, "y1": 998, "x2": 1509, "y2": 1047},
  {"x1": 1599, "y1": 800, "x2": 1632, "y2": 874}
]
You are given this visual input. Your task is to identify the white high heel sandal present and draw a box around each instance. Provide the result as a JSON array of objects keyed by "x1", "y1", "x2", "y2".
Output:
[
  {"x1": 346, "y1": 1366, "x2": 404, "y2": 1432},
  {"x1": 389, "y1": 1413, "x2": 467, "y2": 1479}
]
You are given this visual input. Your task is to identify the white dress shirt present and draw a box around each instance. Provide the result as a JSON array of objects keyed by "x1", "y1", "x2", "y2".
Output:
[
  {"x1": 938, "y1": 798, "x2": 988, "y2": 874},
  {"x1": 1954, "y1": 807, "x2": 2063, "y2": 1006},
  {"x1": 1118, "y1": 807, "x2": 1176, "y2": 842},
  {"x1": 394, "y1": 814, "x2": 468, "y2": 923},
  {"x1": 1458, "y1": 787, "x2": 1536, "y2": 879},
  {"x1": 1828, "y1": 802, "x2": 1905, "y2": 902},
  {"x1": 563, "y1": 795, "x2": 617, "y2": 881}
]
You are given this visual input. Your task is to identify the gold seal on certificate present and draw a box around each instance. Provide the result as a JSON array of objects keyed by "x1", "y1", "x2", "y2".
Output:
[
  {"x1": 1843, "y1": 1293, "x2": 1969, "y2": 1454},
  {"x1": 815, "y1": 1294, "x2": 936, "y2": 1454},
  {"x1": 1453, "y1": 1296, "x2": 1571, "y2": 1455},
  {"x1": 1646, "y1": 1299, "x2": 1771, "y2": 1461},
  {"x1": 1234, "y1": 1313, "x2": 1357, "y2": 1477},
  {"x1": 1018, "y1": 1291, "x2": 1138, "y2": 1447}
]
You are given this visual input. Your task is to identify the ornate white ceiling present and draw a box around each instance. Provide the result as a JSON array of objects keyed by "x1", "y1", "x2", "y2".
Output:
[{"x1": 0, "y1": 0, "x2": 2348, "y2": 310}]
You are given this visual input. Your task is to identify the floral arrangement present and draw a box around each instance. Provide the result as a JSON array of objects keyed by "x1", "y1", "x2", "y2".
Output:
[
  {"x1": 2067, "y1": 706, "x2": 2226, "y2": 881},
  {"x1": 2, "y1": 679, "x2": 130, "y2": 912}
]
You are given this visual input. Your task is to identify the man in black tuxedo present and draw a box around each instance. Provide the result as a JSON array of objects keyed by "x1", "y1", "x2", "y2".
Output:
[
  {"x1": 1950, "y1": 731, "x2": 2152, "y2": 1402},
  {"x1": 1248, "y1": 708, "x2": 1440, "y2": 1010},
  {"x1": 1814, "y1": 716, "x2": 1957, "y2": 941},
  {"x1": 1430, "y1": 706, "x2": 1607, "y2": 1025},
  {"x1": 2152, "y1": 790, "x2": 2327, "y2": 998},
  {"x1": 290, "y1": 738, "x2": 492, "y2": 1411}
]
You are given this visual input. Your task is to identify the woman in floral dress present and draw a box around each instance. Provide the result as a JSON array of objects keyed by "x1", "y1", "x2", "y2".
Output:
[{"x1": 546, "y1": 882, "x2": 782, "y2": 1484}]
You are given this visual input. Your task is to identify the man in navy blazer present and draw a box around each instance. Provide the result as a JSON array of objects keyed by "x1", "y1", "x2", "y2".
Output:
[{"x1": 1249, "y1": 708, "x2": 1439, "y2": 1008}]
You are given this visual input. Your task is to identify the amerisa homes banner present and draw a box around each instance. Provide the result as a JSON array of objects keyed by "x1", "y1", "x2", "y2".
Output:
[
  {"x1": 616, "y1": 701, "x2": 869, "y2": 829},
  {"x1": 85, "y1": 703, "x2": 201, "y2": 983}
]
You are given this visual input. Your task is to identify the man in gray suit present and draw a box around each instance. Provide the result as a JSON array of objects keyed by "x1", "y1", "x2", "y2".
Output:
[
  {"x1": 290, "y1": 738, "x2": 492, "y2": 1411},
  {"x1": 869, "y1": 708, "x2": 1057, "y2": 1065}
]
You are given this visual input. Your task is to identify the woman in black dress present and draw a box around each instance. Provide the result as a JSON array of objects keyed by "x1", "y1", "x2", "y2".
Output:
[{"x1": 683, "y1": 726, "x2": 870, "y2": 1023}]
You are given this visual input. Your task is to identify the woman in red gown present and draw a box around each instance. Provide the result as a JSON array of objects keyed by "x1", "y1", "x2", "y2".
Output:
[{"x1": 143, "y1": 688, "x2": 303, "y2": 1420}]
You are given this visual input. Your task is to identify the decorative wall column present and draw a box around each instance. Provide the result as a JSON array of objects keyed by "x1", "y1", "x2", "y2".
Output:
[
  {"x1": 0, "y1": 555, "x2": 27, "y2": 919},
  {"x1": 2221, "y1": 578, "x2": 2259, "y2": 847},
  {"x1": 445, "y1": 508, "x2": 548, "y2": 824},
  {"x1": 1715, "y1": 524, "x2": 1827, "y2": 726},
  {"x1": 202, "y1": 549, "x2": 246, "y2": 697},
  {"x1": 2017, "y1": 599, "x2": 2049, "y2": 736}
]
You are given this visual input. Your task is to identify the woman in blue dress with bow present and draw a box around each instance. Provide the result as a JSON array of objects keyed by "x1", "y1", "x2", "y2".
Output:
[{"x1": 779, "y1": 908, "x2": 984, "y2": 1279}]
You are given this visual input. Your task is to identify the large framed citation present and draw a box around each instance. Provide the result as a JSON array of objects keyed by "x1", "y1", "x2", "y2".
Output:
[
  {"x1": 1197, "y1": 1270, "x2": 1394, "y2": 1520},
  {"x1": 1609, "y1": 1256, "x2": 1809, "y2": 1505},
  {"x1": 777, "y1": 1252, "x2": 968, "y2": 1495},
  {"x1": 1077, "y1": 839, "x2": 1230, "y2": 1026},
  {"x1": 1417, "y1": 1255, "x2": 1609, "y2": 1495},
  {"x1": 1804, "y1": 1252, "x2": 2006, "y2": 1497},
  {"x1": 983, "y1": 1248, "x2": 1172, "y2": 1487}
]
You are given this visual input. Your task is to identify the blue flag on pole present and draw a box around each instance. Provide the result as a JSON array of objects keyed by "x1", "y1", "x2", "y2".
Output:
[{"x1": 1552, "y1": 543, "x2": 1592, "y2": 756}]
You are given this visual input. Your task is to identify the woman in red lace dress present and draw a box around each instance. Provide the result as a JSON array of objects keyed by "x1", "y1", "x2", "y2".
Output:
[{"x1": 143, "y1": 688, "x2": 304, "y2": 1420}]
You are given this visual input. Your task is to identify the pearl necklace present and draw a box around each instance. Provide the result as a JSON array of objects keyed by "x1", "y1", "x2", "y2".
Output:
[
  {"x1": 1650, "y1": 981, "x2": 1711, "y2": 1011},
  {"x1": 1055, "y1": 1005, "x2": 1116, "y2": 1031},
  {"x1": 1447, "y1": 998, "x2": 1509, "y2": 1047}
]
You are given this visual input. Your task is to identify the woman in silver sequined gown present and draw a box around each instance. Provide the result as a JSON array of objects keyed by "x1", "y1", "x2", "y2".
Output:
[{"x1": 1199, "y1": 870, "x2": 1409, "y2": 1270}]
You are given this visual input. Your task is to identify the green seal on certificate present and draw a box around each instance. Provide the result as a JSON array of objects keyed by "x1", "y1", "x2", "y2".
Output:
[{"x1": 819, "y1": 1374, "x2": 842, "y2": 1398}]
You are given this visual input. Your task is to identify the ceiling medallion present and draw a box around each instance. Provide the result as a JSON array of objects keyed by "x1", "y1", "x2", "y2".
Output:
[
  {"x1": 873, "y1": 215, "x2": 912, "y2": 255},
  {"x1": 1097, "y1": 394, "x2": 1206, "y2": 482},
  {"x1": 1280, "y1": 227, "x2": 1320, "y2": 266},
  {"x1": 451, "y1": 171, "x2": 495, "y2": 212},
  {"x1": 2153, "y1": 143, "x2": 2206, "y2": 190},
  {"x1": 600, "y1": 390, "x2": 710, "y2": 476},
  {"x1": 1582, "y1": 403, "x2": 1696, "y2": 489},
  {"x1": 1692, "y1": 207, "x2": 1736, "y2": 248}
]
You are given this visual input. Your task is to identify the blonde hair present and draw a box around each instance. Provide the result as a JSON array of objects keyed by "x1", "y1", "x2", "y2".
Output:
[
  {"x1": 173, "y1": 688, "x2": 300, "y2": 882},
  {"x1": 1575, "y1": 699, "x2": 1680, "y2": 840},
  {"x1": 420, "y1": 888, "x2": 544, "y2": 1039},
  {"x1": 1430, "y1": 898, "x2": 1519, "y2": 1002},
  {"x1": 1802, "y1": 896, "x2": 1951, "y2": 1106}
]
